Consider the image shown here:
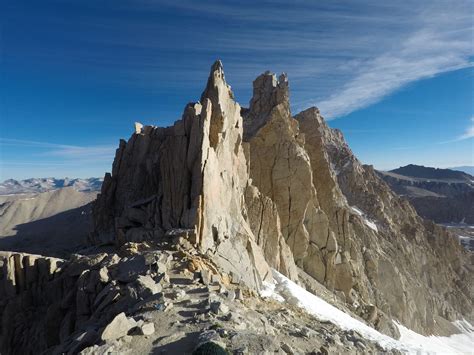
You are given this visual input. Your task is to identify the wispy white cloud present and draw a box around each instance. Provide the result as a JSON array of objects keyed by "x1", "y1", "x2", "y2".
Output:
[
  {"x1": 0, "y1": 138, "x2": 116, "y2": 161},
  {"x1": 316, "y1": 1, "x2": 473, "y2": 118},
  {"x1": 4, "y1": 0, "x2": 472, "y2": 121},
  {"x1": 457, "y1": 117, "x2": 474, "y2": 141},
  {"x1": 437, "y1": 117, "x2": 474, "y2": 144}
]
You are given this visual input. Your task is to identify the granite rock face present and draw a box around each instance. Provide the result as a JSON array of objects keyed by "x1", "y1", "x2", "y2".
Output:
[
  {"x1": 295, "y1": 107, "x2": 473, "y2": 335},
  {"x1": 91, "y1": 61, "x2": 297, "y2": 289},
  {"x1": 0, "y1": 63, "x2": 472, "y2": 355},
  {"x1": 90, "y1": 62, "x2": 472, "y2": 336},
  {"x1": 242, "y1": 71, "x2": 472, "y2": 336}
]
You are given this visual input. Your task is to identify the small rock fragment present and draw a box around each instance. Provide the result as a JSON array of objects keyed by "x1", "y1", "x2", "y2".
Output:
[
  {"x1": 210, "y1": 301, "x2": 229, "y2": 315},
  {"x1": 98, "y1": 266, "x2": 110, "y2": 283},
  {"x1": 235, "y1": 288, "x2": 244, "y2": 300},
  {"x1": 139, "y1": 323, "x2": 155, "y2": 336},
  {"x1": 170, "y1": 289, "x2": 187, "y2": 300},
  {"x1": 226, "y1": 290, "x2": 235, "y2": 301},
  {"x1": 134, "y1": 122, "x2": 143, "y2": 134},
  {"x1": 200, "y1": 269, "x2": 212, "y2": 286},
  {"x1": 281, "y1": 342, "x2": 295, "y2": 354}
]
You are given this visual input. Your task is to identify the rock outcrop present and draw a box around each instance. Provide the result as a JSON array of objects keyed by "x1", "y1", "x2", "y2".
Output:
[
  {"x1": 294, "y1": 107, "x2": 473, "y2": 335},
  {"x1": 241, "y1": 70, "x2": 472, "y2": 336},
  {"x1": 91, "y1": 61, "x2": 298, "y2": 289},
  {"x1": 0, "y1": 245, "x2": 407, "y2": 355},
  {"x1": 0, "y1": 61, "x2": 474, "y2": 354},
  {"x1": 3, "y1": 61, "x2": 470, "y2": 355},
  {"x1": 91, "y1": 61, "x2": 471, "y2": 336}
]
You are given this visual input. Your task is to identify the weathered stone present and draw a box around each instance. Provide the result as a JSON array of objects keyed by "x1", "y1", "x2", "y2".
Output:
[
  {"x1": 210, "y1": 301, "x2": 229, "y2": 315},
  {"x1": 81, "y1": 61, "x2": 473, "y2": 338},
  {"x1": 244, "y1": 185, "x2": 298, "y2": 281},
  {"x1": 226, "y1": 290, "x2": 236, "y2": 302},
  {"x1": 101, "y1": 312, "x2": 137, "y2": 341},
  {"x1": 134, "y1": 122, "x2": 143, "y2": 134},
  {"x1": 91, "y1": 60, "x2": 274, "y2": 291},
  {"x1": 235, "y1": 288, "x2": 244, "y2": 301},
  {"x1": 200, "y1": 269, "x2": 212, "y2": 286},
  {"x1": 138, "y1": 322, "x2": 155, "y2": 336},
  {"x1": 281, "y1": 342, "x2": 295, "y2": 354},
  {"x1": 135, "y1": 274, "x2": 162, "y2": 299},
  {"x1": 98, "y1": 266, "x2": 110, "y2": 283},
  {"x1": 170, "y1": 289, "x2": 186, "y2": 301},
  {"x1": 115, "y1": 256, "x2": 147, "y2": 283},
  {"x1": 68, "y1": 330, "x2": 100, "y2": 354}
]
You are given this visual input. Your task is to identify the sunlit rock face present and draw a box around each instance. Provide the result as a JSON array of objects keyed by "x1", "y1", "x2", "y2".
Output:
[
  {"x1": 91, "y1": 61, "x2": 472, "y2": 336},
  {"x1": 91, "y1": 61, "x2": 298, "y2": 290},
  {"x1": 242, "y1": 70, "x2": 472, "y2": 336}
]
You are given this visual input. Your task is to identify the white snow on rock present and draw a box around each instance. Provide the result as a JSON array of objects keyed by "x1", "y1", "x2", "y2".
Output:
[
  {"x1": 351, "y1": 206, "x2": 378, "y2": 232},
  {"x1": 397, "y1": 321, "x2": 474, "y2": 354},
  {"x1": 269, "y1": 269, "x2": 474, "y2": 354},
  {"x1": 364, "y1": 219, "x2": 378, "y2": 232}
]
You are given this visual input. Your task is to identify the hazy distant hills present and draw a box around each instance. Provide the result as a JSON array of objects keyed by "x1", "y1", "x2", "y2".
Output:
[
  {"x1": 450, "y1": 166, "x2": 474, "y2": 176},
  {"x1": 389, "y1": 164, "x2": 473, "y2": 182},
  {"x1": 378, "y1": 165, "x2": 474, "y2": 224},
  {"x1": 0, "y1": 177, "x2": 103, "y2": 195},
  {"x1": 0, "y1": 178, "x2": 102, "y2": 257}
]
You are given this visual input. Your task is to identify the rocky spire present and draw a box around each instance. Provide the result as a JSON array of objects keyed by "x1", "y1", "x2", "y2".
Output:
[
  {"x1": 90, "y1": 61, "x2": 472, "y2": 338},
  {"x1": 91, "y1": 60, "x2": 300, "y2": 291},
  {"x1": 243, "y1": 71, "x2": 290, "y2": 140},
  {"x1": 200, "y1": 59, "x2": 229, "y2": 102}
]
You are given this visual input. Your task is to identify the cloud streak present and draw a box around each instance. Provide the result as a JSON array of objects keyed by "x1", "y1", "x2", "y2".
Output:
[
  {"x1": 457, "y1": 117, "x2": 474, "y2": 141},
  {"x1": 316, "y1": 1, "x2": 473, "y2": 118},
  {"x1": 0, "y1": 138, "x2": 116, "y2": 161},
  {"x1": 6, "y1": 0, "x2": 471, "y2": 121}
]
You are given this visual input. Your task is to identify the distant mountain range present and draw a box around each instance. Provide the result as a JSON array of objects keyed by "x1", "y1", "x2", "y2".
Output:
[
  {"x1": 450, "y1": 166, "x2": 474, "y2": 176},
  {"x1": 389, "y1": 164, "x2": 473, "y2": 182},
  {"x1": 378, "y1": 164, "x2": 474, "y2": 224},
  {"x1": 0, "y1": 177, "x2": 103, "y2": 195}
]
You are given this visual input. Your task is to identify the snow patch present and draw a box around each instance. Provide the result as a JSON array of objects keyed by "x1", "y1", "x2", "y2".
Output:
[
  {"x1": 397, "y1": 321, "x2": 474, "y2": 354},
  {"x1": 268, "y1": 269, "x2": 474, "y2": 354},
  {"x1": 270, "y1": 270, "x2": 405, "y2": 351},
  {"x1": 351, "y1": 206, "x2": 378, "y2": 232},
  {"x1": 364, "y1": 219, "x2": 378, "y2": 232},
  {"x1": 351, "y1": 206, "x2": 364, "y2": 216}
]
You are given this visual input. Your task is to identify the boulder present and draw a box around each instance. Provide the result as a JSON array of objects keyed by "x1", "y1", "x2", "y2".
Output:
[
  {"x1": 115, "y1": 256, "x2": 147, "y2": 283},
  {"x1": 101, "y1": 312, "x2": 137, "y2": 341},
  {"x1": 138, "y1": 322, "x2": 155, "y2": 336},
  {"x1": 135, "y1": 275, "x2": 162, "y2": 299}
]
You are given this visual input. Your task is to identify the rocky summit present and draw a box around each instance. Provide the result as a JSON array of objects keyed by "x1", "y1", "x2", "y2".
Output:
[{"x1": 0, "y1": 61, "x2": 472, "y2": 354}]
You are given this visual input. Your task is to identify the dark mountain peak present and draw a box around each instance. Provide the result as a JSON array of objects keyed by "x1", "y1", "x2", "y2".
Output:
[{"x1": 390, "y1": 164, "x2": 473, "y2": 181}]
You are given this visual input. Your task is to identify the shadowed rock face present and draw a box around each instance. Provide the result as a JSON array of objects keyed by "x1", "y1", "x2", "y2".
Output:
[
  {"x1": 90, "y1": 61, "x2": 472, "y2": 336},
  {"x1": 294, "y1": 108, "x2": 473, "y2": 335},
  {"x1": 377, "y1": 166, "x2": 474, "y2": 224}
]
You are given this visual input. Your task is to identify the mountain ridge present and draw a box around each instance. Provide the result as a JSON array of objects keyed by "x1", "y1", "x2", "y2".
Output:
[
  {"x1": 389, "y1": 164, "x2": 473, "y2": 182},
  {"x1": 378, "y1": 165, "x2": 474, "y2": 224},
  {"x1": 0, "y1": 177, "x2": 103, "y2": 195},
  {"x1": 450, "y1": 166, "x2": 474, "y2": 176},
  {"x1": 0, "y1": 61, "x2": 471, "y2": 354},
  {"x1": 91, "y1": 61, "x2": 472, "y2": 336}
]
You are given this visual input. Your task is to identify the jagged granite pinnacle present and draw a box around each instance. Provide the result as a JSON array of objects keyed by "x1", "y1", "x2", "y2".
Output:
[{"x1": 92, "y1": 61, "x2": 472, "y2": 337}]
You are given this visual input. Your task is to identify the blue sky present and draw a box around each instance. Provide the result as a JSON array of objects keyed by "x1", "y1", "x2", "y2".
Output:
[{"x1": 1, "y1": 0, "x2": 473, "y2": 180}]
